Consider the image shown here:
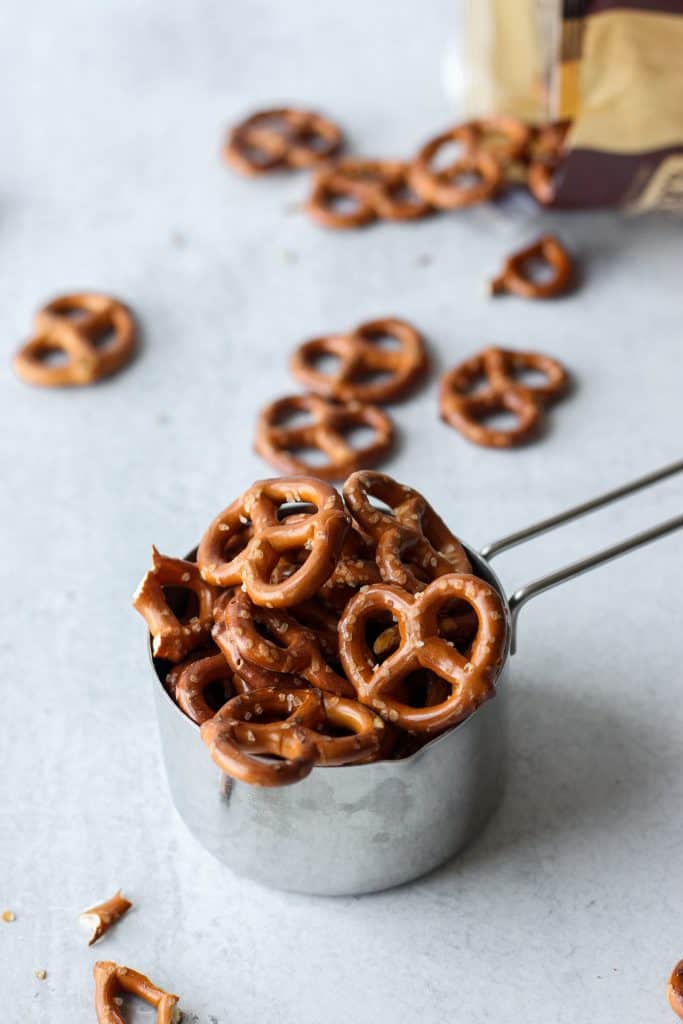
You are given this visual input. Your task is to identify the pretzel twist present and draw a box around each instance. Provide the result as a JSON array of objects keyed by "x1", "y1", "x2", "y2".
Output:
[
  {"x1": 669, "y1": 961, "x2": 683, "y2": 1019},
  {"x1": 133, "y1": 547, "x2": 217, "y2": 662},
  {"x1": 200, "y1": 687, "x2": 385, "y2": 786},
  {"x1": 527, "y1": 121, "x2": 570, "y2": 206},
  {"x1": 213, "y1": 588, "x2": 354, "y2": 697},
  {"x1": 490, "y1": 235, "x2": 573, "y2": 300},
  {"x1": 409, "y1": 126, "x2": 503, "y2": 210},
  {"x1": 254, "y1": 393, "x2": 395, "y2": 480},
  {"x1": 439, "y1": 346, "x2": 569, "y2": 448},
  {"x1": 224, "y1": 108, "x2": 343, "y2": 175},
  {"x1": 13, "y1": 292, "x2": 136, "y2": 388},
  {"x1": 290, "y1": 318, "x2": 428, "y2": 405},
  {"x1": 197, "y1": 477, "x2": 349, "y2": 605},
  {"x1": 343, "y1": 471, "x2": 471, "y2": 592},
  {"x1": 93, "y1": 961, "x2": 180, "y2": 1024},
  {"x1": 339, "y1": 574, "x2": 507, "y2": 733},
  {"x1": 306, "y1": 158, "x2": 431, "y2": 229}
]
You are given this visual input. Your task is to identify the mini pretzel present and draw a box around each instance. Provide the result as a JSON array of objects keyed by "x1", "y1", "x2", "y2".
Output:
[
  {"x1": 171, "y1": 650, "x2": 242, "y2": 724},
  {"x1": 197, "y1": 476, "x2": 349, "y2": 606},
  {"x1": 213, "y1": 588, "x2": 354, "y2": 697},
  {"x1": 338, "y1": 574, "x2": 507, "y2": 733},
  {"x1": 459, "y1": 116, "x2": 531, "y2": 164},
  {"x1": 306, "y1": 158, "x2": 431, "y2": 229},
  {"x1": 224, "y1": 108, "x2": 342, "y2": 175},
  {"x1": 93, "y1": 961, "x2": 180, "y2": 1024},
  {"x1": 439, "y1": 346, "x2": 570, "y2": 448},
  {"x1": 527, "y1": 122, "x2": 569, "y2": 206},
  {"x1": 133, "y1": 547, "x2": 217, "y2": 662},
  {"x1": 13, "y1": 292, "x2": 136, "y2": 388},
  {"x1": 669, "y1": 961, "x2": 683, "y2": 1019},
  {"x1": 290, "y1": 318, "x2": 428, "y2": 405},
  {"x1": 490, "y1": 235, "x2": 573, "y2": 299},
  {"x1": 343, "y1": 471, "x2": 471, "y2": 592},
  {"x1": 200, "y1": 687, "x2": 384, "y2": 786},
  {"x1": 409, "y1": 127, "x2": 503, "y2": 210},
  {"x1": 80, "y1": 890, "x2": 132, "y2": 946},
  {"x1": 254, "y1": 393, "x2": 395, "y2": 480}
]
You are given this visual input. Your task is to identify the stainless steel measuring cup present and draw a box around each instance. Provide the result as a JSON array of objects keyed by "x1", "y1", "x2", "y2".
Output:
[{"x1": 151, "y1": 460, "x2": 683, "y2": 896}]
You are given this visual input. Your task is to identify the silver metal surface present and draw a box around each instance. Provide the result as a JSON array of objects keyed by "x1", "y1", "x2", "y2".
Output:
[
  {"x1": 151, "y1": 462, "x2": 682, "y2": 895},
  {"x1": 482, "y1": 459, "x2": 683, "y2": 652}
]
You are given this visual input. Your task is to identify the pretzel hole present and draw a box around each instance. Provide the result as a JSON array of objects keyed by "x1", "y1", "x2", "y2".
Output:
[
  {"x1": 454, "y1": 372, "x2": 489, "y2": 396},
  {"x1": 436, "y1": 599, "x2": 478, "y2": 651},
  {"x1": 284, "y1": 445, "x2": 331, "y2": 468},
  {"x1": 34, "y1": 344, "x2": 69, "y2": 366},
  {"x1": 441, "y1": 167, "x2": 486, "y2": 189},
  {"x1": 510, "y1": 366, "x2": 550, "y2": 388},
  {"x1": 297, "y1": 129, "x2": 331, "y2": 153},
  {"x1": 350, "y1": 368, "x2": 394, "y2": 388},
  {"x1": 203, "y1": 677, "x2": 234, "y2": 712},
  {"x1": 272, "y1": 405, "x2": 316, "y2": 428},
  {"x1": 429, "y1": 139, "x2": 469, "y2": 172},
  {"x1": 89, "y1": 324, "x2": 118, "y2": 350},
  {"x1": 476, "y1": 408, "x2": 520, "y2": 431},
  {"x1": 308, "y1": 350, "x2": 342, "y2": 375},
  {"x1": 323, "y1": 190, "x2": 364, "y2": 215},
  {"x1": 397, "y1": 670, "x2": 450, "y2": 708},
  {"x1": 361, "y1": 329, "x2": 402, "y2": 351},
  {"x1": 277, "y1": 501, "x2": 318, "y2": 521},
  {"x1": 365, "y1": 613, "x2": 399, "y2": 664},
  {"x1": 517, "y1": 256, "x2": 555, "y2": 283},
  {"x1": 340, "y1": 423, "x2": 379, "y2": 449},
  {"x1": 163, "y1": 585, "x2": 199, "y2": 622},
  {"x1": 219, "y1": 524, "x2": 253, "y2": 561}
]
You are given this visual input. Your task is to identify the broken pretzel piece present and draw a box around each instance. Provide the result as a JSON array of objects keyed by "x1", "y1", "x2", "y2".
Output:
[
  {"x1": 79, "y1": 890, "x2": 132, "y2": 946},
  {"x1": 94, "y1": 961, "x2": 181, "y2": 1024}
]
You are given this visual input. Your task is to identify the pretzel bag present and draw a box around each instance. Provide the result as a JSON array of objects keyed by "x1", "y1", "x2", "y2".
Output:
[{"x1": 462, "y1": 0, "x2": 683, "y2": 210}]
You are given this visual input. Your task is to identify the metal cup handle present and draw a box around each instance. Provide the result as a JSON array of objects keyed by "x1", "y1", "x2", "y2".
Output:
[{"x1": 480, "y1": 458, "x2": 683, "y2": 653}]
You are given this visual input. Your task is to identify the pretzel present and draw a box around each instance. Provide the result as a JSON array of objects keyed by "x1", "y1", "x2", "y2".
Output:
[
  {"x1": 213, "y1": 588, "x2": 354, "y2": 697},
  {"x1": 490, "y1": 235, "x2": 573, "y2": 300},
  {"x1": 79, "y1": 890, "x2": 131, "y2": 946},
  {"x1": 439, "y1": 346, "x2": 570, "y2": 448},
  {"x1": 306, "y1": 158, "x2": 431, "y2": 229},
  {"x1": 13, "y1": 292, "x2": 136, "y2": 388},
  {"x1": 197, "y1": 476, "x2": 349, "y2": 606},
  {"x1": 343, "y1": 471, "x2": 471, "y2": 592},
  {"x1": 290, "y1": 318, "x2": 428, "y2": 405},
  {"x1": 133, "y1": 547, "x2": 217, "y2": 662},
  {"x1": 224, "y1": 108, "x2": 342, "y2": 175},
  {"x1": 200, "y1": 687, "x2": 385, "y2": 786},
  {"x1": 171, "y1": 650, "x2": 242, "y2": 724},
  {"x1": 338, "y1": 574, "x2": 507, "y2": 733},
  {"x1": 669, "y1": 961, "x2": 683, "y2": 1019},
  {"x1": 93, "y1": 961, "x2": 180, "y2": 1024},
  {"x1": 254, "y1": 393, "x2": 394, "y2": 480},
  {"x1": 459, "y1": 116, "x2": 531, "y2": 164},
  {"x1": 527, "y1": 121, "x2": 569, "y2": 206},
  {"x1": 409, "y1": 127, "x2": 503, "y2": 210},
  {"x1": 320, "y1": 523, "x2": 382, "y2": 608}
]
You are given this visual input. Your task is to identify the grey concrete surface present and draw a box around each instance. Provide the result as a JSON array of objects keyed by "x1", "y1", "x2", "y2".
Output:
[{"x1": 1, "y1": 1, "x2": 682, "y2": 1021}]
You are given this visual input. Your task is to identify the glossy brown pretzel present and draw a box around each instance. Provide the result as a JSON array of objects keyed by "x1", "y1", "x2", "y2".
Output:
[
  {"x1": 306, "y1": 158, "x2": 431, "y2": 229},
  {"x1": 224, "y1": 107, "x2": 343, "y2": 175},
  {"x1": 171, "y1": 650, "x2": 242, "y2": 724},
  {"x1": 339, "y1": 574, "x2": 507, "y2": 733},
  {"x1": 254, "y1": 393, "x2": 395, "y2": 480},
  {"x1": 200, "y1": 687, "x2": 385, "y2": 786},
  {"x1": 409, "y1": 126, "x2": 503, "y2": 210},
  {"x1": 133, "y1": 547, "x2": 217, "y2": 662},
  {"x1": 439, "y1": 346, "x2": 570, "y2": 448},
  {"x1": 669, "y1": 961, "x2": 683, "y2": 1019},
  {"x1": 13, "y1": 292, "x2": 136, "y2": 388},
  {"x1": 490, "y1": 235, "x2": 573, "y2": 300},
  {"x1": 290, "y1": 317, "x2": 428, "y2": 405},
  {"x1": 343, "y1": 471, "x2": 471, "y2": 592},
  {"x1": 214, "y1": 588, "x2": 354, "y2": 696},
  {"x1": 197, "y1": 476, "x2": 349, "y2": 606},
  {"x1": 93, "y1": 961, "x2": 180, "y2": 1024},
  {"x1": 527, "y1": 121, "x2": 570, "y2": 206}
]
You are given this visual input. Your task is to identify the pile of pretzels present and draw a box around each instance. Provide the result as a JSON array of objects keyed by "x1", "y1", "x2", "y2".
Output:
[
  {"x1": 224, "y1": 107, "x2": 570, "y2": 227},
  {"x1": 134, "y1": 471, "x2": 508, "y2": 787}
]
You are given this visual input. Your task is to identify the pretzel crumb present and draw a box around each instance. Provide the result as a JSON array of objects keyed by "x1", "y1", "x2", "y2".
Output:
[
  {"x1": 2, "y1": 910, "x2": 15, "y2": 923},
  {"x1": 34, "y1": 969, "x2": 47, "y2": 981},
  {"x1": 79, "y1": 890, "x2": 132, "y2": 946}
]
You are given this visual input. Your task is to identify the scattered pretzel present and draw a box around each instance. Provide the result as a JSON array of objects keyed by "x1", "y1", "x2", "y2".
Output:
[
  {"x1": 669, "y1": 961, "x2": 683, "y2": 1019},
  {"x1": 79, "y1": 891, "x2": 132, "y2": 946},
  {"x1": 490, "y1": 235, "x2": 573, "y2": 299},
  {"x1": 290, "y1": 318, "x2": 428, "y2": 405},
  {"x1": 306, "y1": 158, "x2": 431, "y2": 229},
  {"x1": 94, "y1": 961, "x2": 180, "y2": 1024},
  {"x1": 439, "y1": 346, "x2": 570, "y2": 448},
  {"x1": 224, "y1": 108, "x2": 342, "y2": 175},
  {"x1": 409, "y1": 126, "x2": 503, "y2": 210},
  {"x1": 213, "y1": 588, "x2": 354, "y2": 696},
  {"x1": 339, "y1": 573, "x2": 507, "y2": 733},
  {"x1": 133, "y1": 547, "x2": 217, "y2": 661},
  {"x1": 13, "y1": 292, "x2": 136, "y2": 388},
  {"x1": 171, "y1": 649, "x2": 242, "y2": 724},
  {"x1": 459, "y1": 116, "x2": 531, "y2": 164},
  {"x1": 254, "y1": 393, "x2": 395, "y2": 480},
  {"x1": 197, "y1": 476, "x2": 349, "y2": 605},
  {"x1": 200, "y1": 686, "x2": 384, "y2": 786},
  {"x1": 527, "y1": 121, "x2": 570, "y2": 206},
  {"x1": 343, "y1": 471, "x2": 471, "y2": 591}
]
